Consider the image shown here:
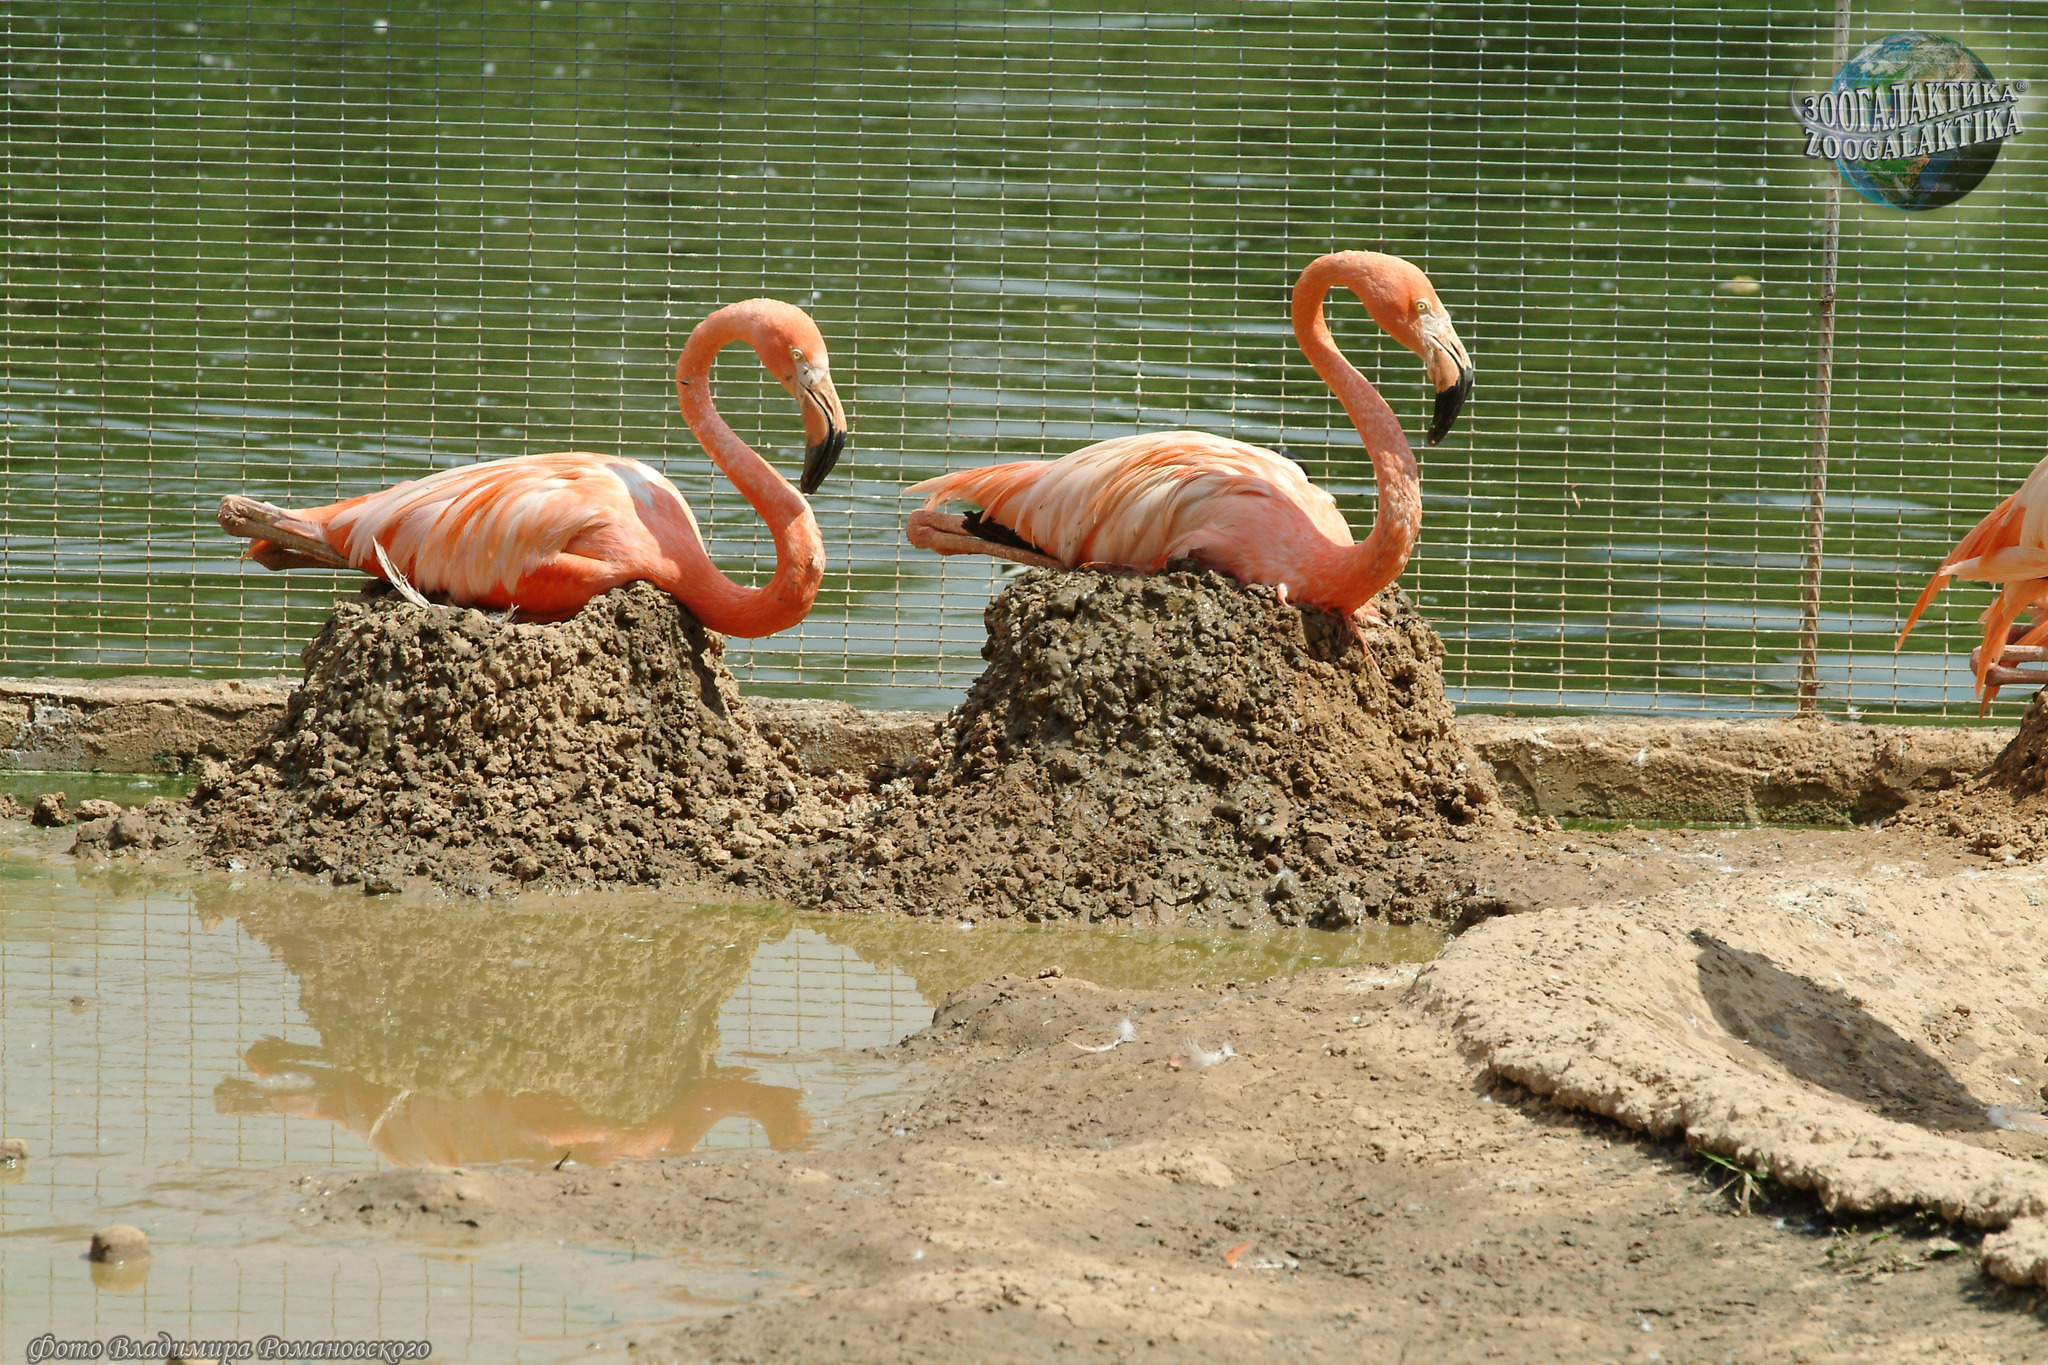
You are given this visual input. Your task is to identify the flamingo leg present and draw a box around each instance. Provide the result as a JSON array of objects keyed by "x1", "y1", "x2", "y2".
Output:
[
  {"x1": 1968, "y1": 597, "x2": 2048, "y2": 708},
  {"x1": 1969, "y1": 644, "x2": 2048, "y2": 693},
  {"x1": 907, "y1": 509, "x2": 1064, "y2": 570}
]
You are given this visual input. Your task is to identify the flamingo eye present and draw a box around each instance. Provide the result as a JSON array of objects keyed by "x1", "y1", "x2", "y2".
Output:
[{"x1": 1415, "y1": 299, "x2": 1433, "y2": 315}]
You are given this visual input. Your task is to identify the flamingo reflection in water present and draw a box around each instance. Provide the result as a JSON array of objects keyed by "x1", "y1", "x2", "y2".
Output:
[{"x1": 218, "y1": 1037, "x2": 808, "y2": 1166}]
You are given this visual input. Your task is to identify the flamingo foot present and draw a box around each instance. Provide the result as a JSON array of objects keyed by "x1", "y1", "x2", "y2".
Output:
[{"x1": 1339, "y1": 609, "x2": 1385, "y2": 685}]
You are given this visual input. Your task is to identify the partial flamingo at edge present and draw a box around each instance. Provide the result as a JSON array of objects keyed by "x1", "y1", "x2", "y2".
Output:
[{"x1": 1897, "y1": 446, "x2": 2048, "y2": 708}]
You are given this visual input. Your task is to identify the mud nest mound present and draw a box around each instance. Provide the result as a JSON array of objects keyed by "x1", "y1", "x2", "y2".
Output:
[
  {"x1": 748, "y1": 564, "x2": 1501, "y2": 926},
  {"x1": 192, "y1": 581, "x2": 826, "y2": 896},
  {"x1": 1896, "y1": 689, "x2": 2048, "y2": 860}
]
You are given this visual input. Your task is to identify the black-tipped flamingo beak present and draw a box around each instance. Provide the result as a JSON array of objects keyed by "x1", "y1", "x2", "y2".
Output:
[
  {"x1": 1420, "y1": 311, "x2": 1473, "y2": 447},
  {"x1": 802, "y1": 421, "x2": 847, "y2": 494},
  {"x1": 1428, "y1": 364, "x2": 1473, "y2": 447},
  {"x1": 796, "y1": 365, "x2": 849, "y2": 495}
]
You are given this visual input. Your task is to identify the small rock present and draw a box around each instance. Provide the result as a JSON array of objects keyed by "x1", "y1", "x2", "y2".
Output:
[
  {"x1": 0, "y1": 793, "x2": 21, "y2": 820},
  {"x1": 1037, "y1": 965, "x2": 1064, "y2": 979},
  {"x1": 74, "y1": 798, "x2": 123, "y2": 821},
  {"x1": 0, "y1": 1137, "x2": 27, "y2": 1164},
  {"x1": 110, "y1": 811, "x2": 153, "y2": 849},
  {"x1": 68, "y1": 995, "x2": 87, "y2": 1011},
  {"x1": 1266, "y1": 870, "x2": 1303, "y2": 903},
  {"x1": 1317, "y1": 892, "x2": 1365, "y2": 927},
  {"x1": 70, "y1": 817, "x2": 116, "y2": 852},
  {"x1": 363, "y1": 870, "x2": 403, "y2": 896},
  {"x1": 89, "y1": 1224, "x2": 150, "y2": 1263},
  {"x1": 30, "y1": 793, "x2": 68, "y2": 827}
]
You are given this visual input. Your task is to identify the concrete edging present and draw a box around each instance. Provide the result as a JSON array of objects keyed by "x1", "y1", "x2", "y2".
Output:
[{"x1": 0, "y1": 675, "x2": 2011, "y2": 824}]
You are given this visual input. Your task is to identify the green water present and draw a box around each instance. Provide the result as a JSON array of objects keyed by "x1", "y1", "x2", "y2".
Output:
[{"x1": 3, "y1": 0, "x2": 2045, "y2": 714}]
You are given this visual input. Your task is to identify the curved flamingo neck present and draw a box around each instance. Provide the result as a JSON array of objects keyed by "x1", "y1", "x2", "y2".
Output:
[
  {"x1": 663, "y1": 304, "x2": 824, "y2": 637},
  {"x1": 1290, "y1": 257, "x2": 1423, "y2": 617}
]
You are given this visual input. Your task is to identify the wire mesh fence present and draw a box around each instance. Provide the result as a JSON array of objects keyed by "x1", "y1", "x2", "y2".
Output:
[{"x1": 3, "y1": 0, "x2": 2044, "y2": 715}]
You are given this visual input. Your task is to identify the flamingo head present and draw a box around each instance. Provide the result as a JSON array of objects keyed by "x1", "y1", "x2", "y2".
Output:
[
  {"x1": 752, "y1": 303, "x2": 850, "y2": 494},
  {"x1": 789, "y1": 350, "x2": 850, "y2": 495},
  {"x1": 1330, "y1": 251, "x2": 1475, "y2": 447},
  {"x1": 691, "y1": 298, "x2": 852, "y2": 494}
]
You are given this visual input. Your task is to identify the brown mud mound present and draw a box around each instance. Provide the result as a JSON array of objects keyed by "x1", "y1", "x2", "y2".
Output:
[
  {"x1": 748, "y1": 564, "x2": 1501, "y2": 925},
  {"x1": 192, "y1": 581, "x2": 825, "y2": 896},
  {"x1": 1416, "y1": 865, "x2": 2048, "y2": 1287},
  {"x1": 1894, "y1": 689, "x2": 2048, "y2": 860}
]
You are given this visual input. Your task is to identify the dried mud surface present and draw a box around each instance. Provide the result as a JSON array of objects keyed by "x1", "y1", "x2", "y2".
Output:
[
  {"x1": 1421, "y1": 860, "x2": 2048, "y2": 1294},
  {"x1": 186, "y1": 582, "x2": 832, "y2": 897},
  {"x1": 747, "y1": 565, "x2": 1505, "y2": 926}
]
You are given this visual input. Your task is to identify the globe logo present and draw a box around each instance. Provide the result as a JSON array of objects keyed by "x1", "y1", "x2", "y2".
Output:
[{"x1": 1790, "y1": 32, "x2": 2026, "y2": 211}]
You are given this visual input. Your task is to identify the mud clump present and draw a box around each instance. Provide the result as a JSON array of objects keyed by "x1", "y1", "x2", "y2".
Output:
[
  {"x1": 192, "y1": 582, "x2": 824, "y2": 896},
  {"x1": 1897, "y1": 690, "x2": 2048, "y2": 861},
  {"x1": 749, "y1": 564, "x2": 1501, "y2": 927},
  {"x1": 72, "y1": 800, "x2": 182, "y2": 857}
]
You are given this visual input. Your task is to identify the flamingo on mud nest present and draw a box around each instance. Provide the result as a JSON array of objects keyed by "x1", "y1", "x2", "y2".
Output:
[
  {"x1": 216, "y1": 297, "x2": 849, "y2": 638},
  {"x1": 1897, "y1": 448, "x2": 2048, "y2": 708},
  {"x1": 902, "y1": 250, "x2": 1473, "y2": 634}
]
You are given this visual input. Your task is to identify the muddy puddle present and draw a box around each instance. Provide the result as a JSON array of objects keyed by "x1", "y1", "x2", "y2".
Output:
[{"x1": 0, "y1": 782, "x2": 1439, "y2": 1360}]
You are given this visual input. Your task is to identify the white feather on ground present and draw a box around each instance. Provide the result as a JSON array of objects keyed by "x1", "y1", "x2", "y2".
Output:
[
  {"x1": 1169, "y1": 1038, "x2": 1235, "y2": 1071},
  {"x1": 1070, "y1": 1018, "x2": 1139, "y2": 1054}
]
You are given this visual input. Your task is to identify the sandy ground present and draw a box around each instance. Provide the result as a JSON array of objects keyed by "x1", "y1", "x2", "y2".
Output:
[{"x1": 277, "y1": 820, "x2": 2048, "y2": 1365}]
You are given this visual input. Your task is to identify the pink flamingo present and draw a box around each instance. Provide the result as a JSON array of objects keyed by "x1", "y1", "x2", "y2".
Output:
[
  {"x1": 216, "y1": 298, "x2": 849, "y2": 637},
  {"x1": 903, "y1": 251, "x2": 1472, "y2": 628},
  {"x1": 1897, "y1": 448, "x2": 2048, "y2": 706}
]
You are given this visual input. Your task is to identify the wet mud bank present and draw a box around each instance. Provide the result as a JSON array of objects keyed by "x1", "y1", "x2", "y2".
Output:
[
  {"x1": 745, "y1": 565, "x2": 1505, "y2": 925},
  {"x1": 3, "y1": 674, "x2": 2007, "y2": 827}
]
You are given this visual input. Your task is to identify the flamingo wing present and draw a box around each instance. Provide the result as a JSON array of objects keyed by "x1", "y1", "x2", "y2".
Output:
[
  {"x1": 908, "y1": 431, "x2": 1352, "y2": 571},
  {"x1": 321, "y1": 453, "x2": 696, "y2": 610}
]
